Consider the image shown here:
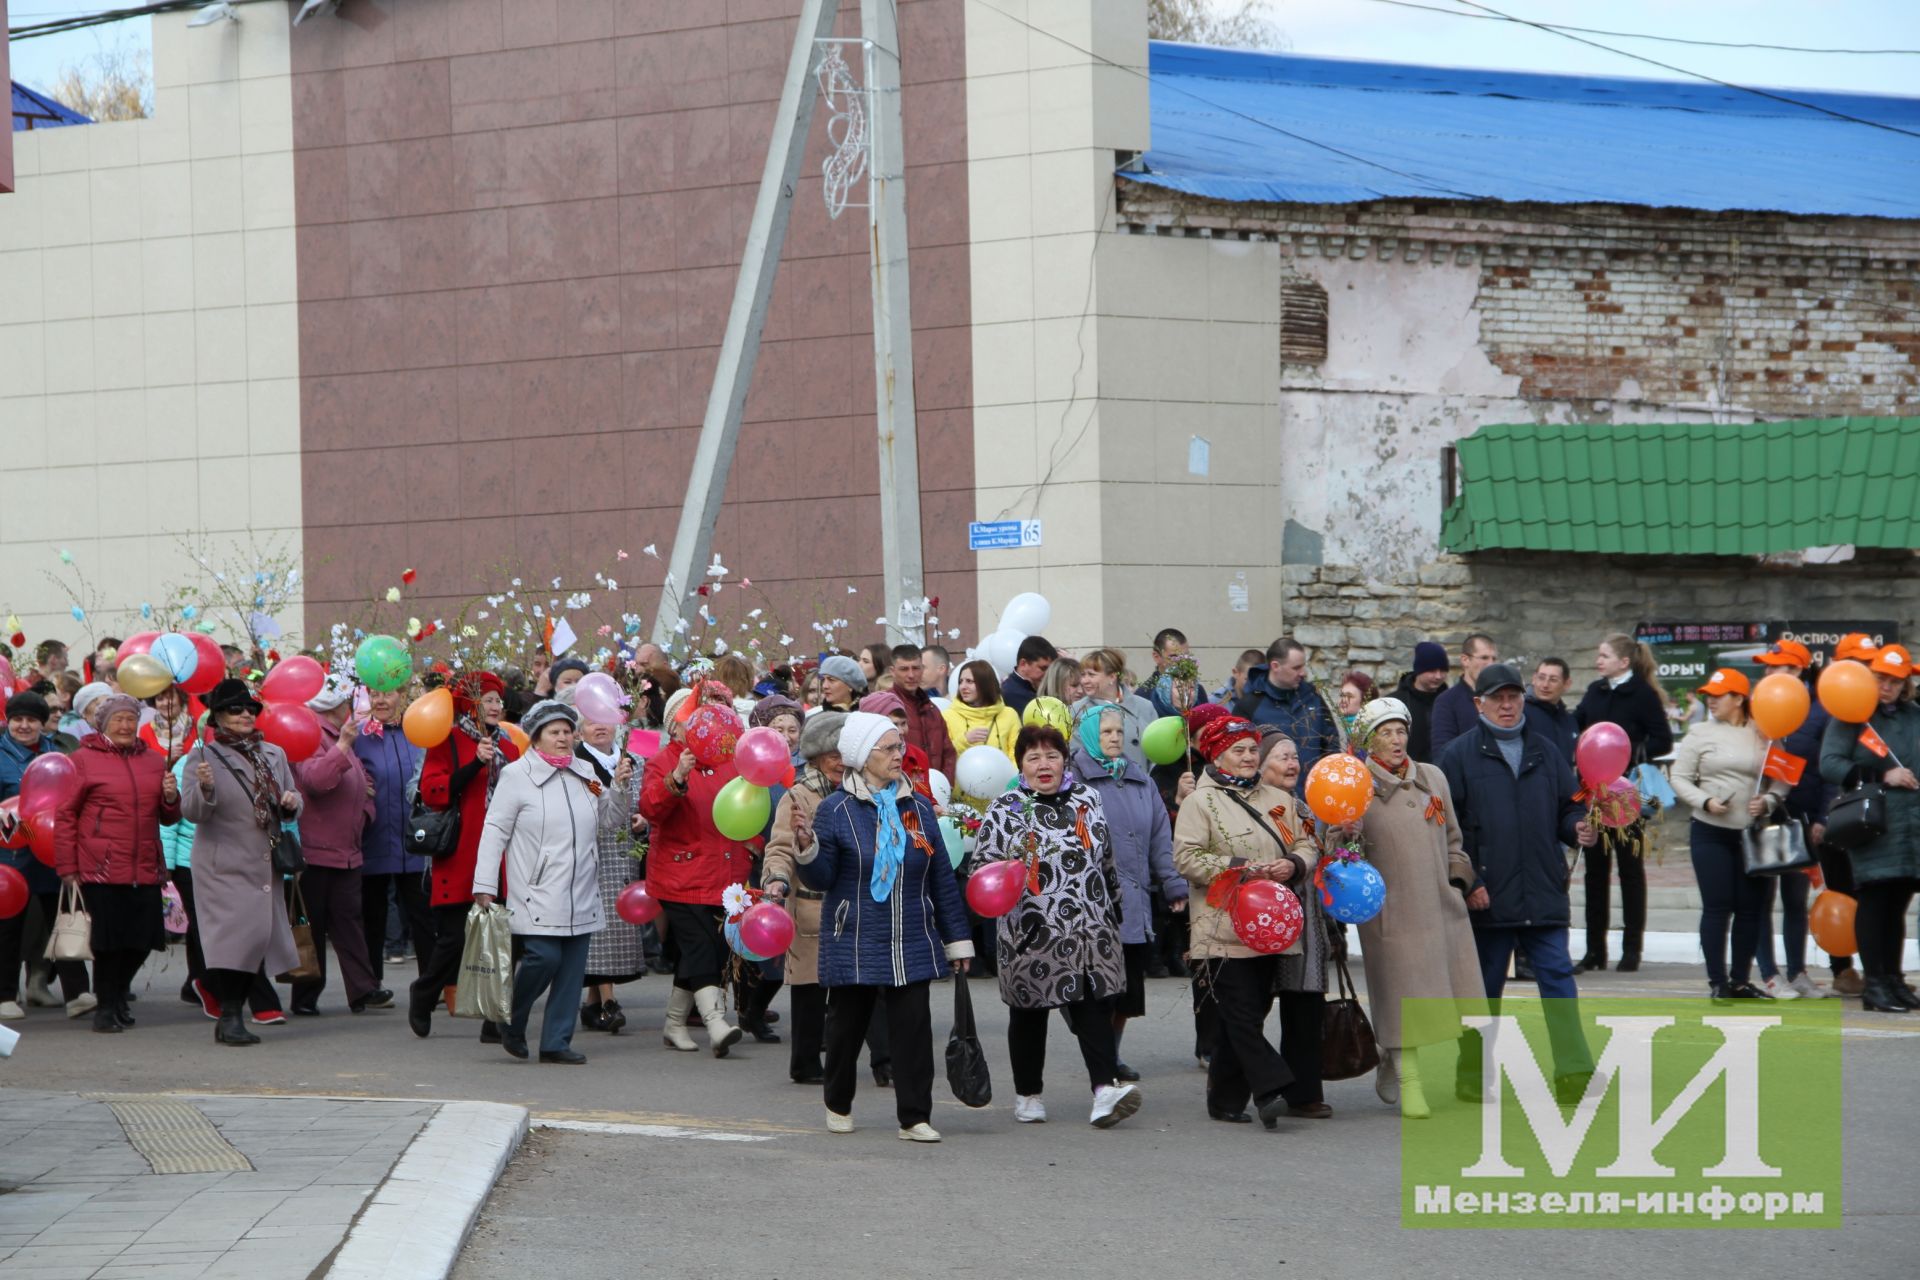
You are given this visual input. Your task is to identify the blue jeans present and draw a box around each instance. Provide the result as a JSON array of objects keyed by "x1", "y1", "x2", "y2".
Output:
[
  {"x1": 1753, "y1": 866, "x2": 1809, "y2": 981},
  {"x1": 510, "y1": 934, "x2": 592, "y2": 1054},
  {"x1": 1458, "y1": 926, "x2": 1594, "y2": 1087},
  {"x1": 1689, "y1": 820, "x2": 1774, "y2": 988}
]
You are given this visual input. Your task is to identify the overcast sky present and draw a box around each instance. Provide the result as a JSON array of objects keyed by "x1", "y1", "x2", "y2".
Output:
[{"x1": 9, "y1": 0, "x2": 1920, "y2": 98}]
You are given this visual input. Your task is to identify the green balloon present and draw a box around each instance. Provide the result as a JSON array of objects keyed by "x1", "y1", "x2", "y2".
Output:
[
  {"x1": 713, "y1": 776, "x2": 771, "y2": 841},
  {"x1": 938, "y1": 816, "x2": 965, "y2": 869},
  {"x1": 354, "y1": 634, "x2": 412, "y2": 692},
  {"x1": 1142, "y1": 715, "x2": 1188, "y2": 765}
]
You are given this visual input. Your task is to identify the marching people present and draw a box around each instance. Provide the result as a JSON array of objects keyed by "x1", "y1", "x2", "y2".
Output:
[
  {"x1": 0, "y1": 691, "x2": 93, "y2": 1021},
  {"x1": 1139, "y1": 628, "x2": 1208, "y2": 720},
  {"x1": 1335, "y1": 671, "x2": 1376, "y2": 739},
  {"x1": 890, "y1": 645, "x2": 956, "y2": 779},
  {"x1": 764, "y1": 711, "x2": 851, "y2": 1083},
  {"x1": 793, "y1": 712, "x2": 974, "y2": 1141},
  {"x1": 816, "y1": 654, "x2": 867, "y2": 713},
  {"x1": 1231, "y1": 638, "x2": 1342, "y2": 781},
  {"x1": 1524, "y1": 658, "x2": 1580, "y2": 762},
  {"x1": 354, "y1": 684, "x2": 431, "y2": 987},
  {"x1": 999, "y1": 637, "x2": 1057, "y2": 716},
  {"x1": 1252, "y1": 730, "x2": 1332, "y2": 1119},
  {"x1": 1430, "y1": 633, "x2": 1499, "y2": 759},
  {"x1": 969, "y1": 723, "x2": 1143, "y2": 1128}
]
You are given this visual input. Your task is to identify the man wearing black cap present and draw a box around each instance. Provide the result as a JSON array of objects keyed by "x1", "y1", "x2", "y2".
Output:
[{"x1": 1439, "y1": 662, "x2": 1598, "y2": 1103}]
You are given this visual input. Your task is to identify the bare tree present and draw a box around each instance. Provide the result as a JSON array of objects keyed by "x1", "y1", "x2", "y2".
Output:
[
  {"x1": 1148, "y1": 0, "x2": 1287, "y2": 49},
  {"x1": 45, "y1": 35, "x2": 153, "y2": 122}
]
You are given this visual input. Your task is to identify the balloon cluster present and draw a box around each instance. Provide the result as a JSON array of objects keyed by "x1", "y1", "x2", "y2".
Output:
[
  {"x1": 114, "y1": 631, "x2": 225, "y2": 701},
  {"x1": 961, "y1": 592, "x2": 1051, "y2": 684}
]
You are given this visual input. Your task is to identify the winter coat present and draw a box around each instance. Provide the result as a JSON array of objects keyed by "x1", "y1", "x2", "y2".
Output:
[
  {"x1": 1355, "y1": 757, "x2": 1484, "y2": 1047},
  {"x1": 291, "y1": 722, "x2": 374, "y2": 870},
  {"x1": 639, "y1": 740, "x2": 751, "y2": 906},
  {"x1": 796, "y1": 772, "x2": 973, "y2": 988},
  {"x1": 1669, "y1": 718, "x2": 1767, "y2": 831},
  {"x1": 1172, "y1": 771, "x2": 1314, "y2": 961},
  {"x1": 1232, "y1": 672, "x2": 1343, "y2": 783},
  {"x1": 474, "y1": 752, "x2": 621, "y2": 938},
  {"x1": 897, "y1": 687, "x2": 957, "y2": 779},
  {"x1": 1575, "y1": 674, "x2": 1674, "y2": 761},
  {"x1": 1069, "y1": 691, "x2": 1160, "y2": 774},
  {"x1": 1429, "y1": 680, "x2": 1481, "y2": 760},
  {"x1": 354, "y1": 721, "x2": 425, "y2": 876},
  {"x1": 1437, "y1": 722, "x2": 1585, "y2": 930},
  {"x1": 1779, "y1": 700, "x2": 1833, "y2": 827},
  {"x1": 1391, "y1": 674, "x2": 1443, "y2": 764},
  {"x1": 1070, "y1": 741, "x2": 1186, "y2": 943},
  {"x1": 0, "y1": 731, "x2": 64, "y2": 895},
  {"x1": 578, "y1": 741, "x2": 644, "y2": 979},
  {"x1": 967, "y1": 782, "x2": 1126, "y2": 1009},
  {"x1": 421, "y1": 726, "x2": 523, "y2": 909},
  {"x1": 1820, "y1": 699, "x2": 1920, "y2": 884},
  {"x1": 1524, "y1": 695, "x2": 1579, "y2": 765},
  {"x1": 179, "y1": 737, "x2": 303, "y2": 976},
  {"x1": 53, "y1": 734, "x2": 180, "y2": 886},
  {"x1": 762, "y1": 768, "x2": 835, "y2": 986}
]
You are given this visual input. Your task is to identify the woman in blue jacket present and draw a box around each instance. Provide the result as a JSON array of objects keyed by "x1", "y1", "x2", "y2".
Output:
[
  {"x1": 353, "y1": 687, "x2": 427, "y2": 986},
  {"x1": 795, "y1": 711, "x2": 973, "y2": 1142}
]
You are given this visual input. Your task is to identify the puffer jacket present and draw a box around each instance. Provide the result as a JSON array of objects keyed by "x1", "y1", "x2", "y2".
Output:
[
  {"x1": 473, "y1": 751, "x2": 624, "y2": 937},
  {"x1": 1070, "y1": 740, "x2": 1186, "y2": 942},
  {"x1": 54, "y1": 733, "x2": 180, "y2": 885},
  {"x1": 354, "y1": 720, "x2": 425, "y2": 875},
  {"x1": 1172, "y1": 771, "x2": 1314, "y2": 960},
  {"x1": 160, "y1": 758, "x2": 195, "y2": 870},
  {"x1": 796, "y1": 772, "x2": 973, "y2": 987},
  {"x1": 1438, "y1": 721, "x2": 1585, "y2": 929},
  {"x1": 1, "y1": 731, "x2": 65, "y2": 894},
  {"x1": 1232, "y1": 671, "x2": 1344, "y2": 782},
  {"x1": 639, "y1": 740, "x2": 750, "y2": 905},
  {"x1": 1820, "y1": 699, "x2": 1920, "y2": 884}
]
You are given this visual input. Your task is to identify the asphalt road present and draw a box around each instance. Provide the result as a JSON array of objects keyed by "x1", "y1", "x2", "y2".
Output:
[{"x1": 7, "y1": 945, "x2": 1915, "y2": 1279}]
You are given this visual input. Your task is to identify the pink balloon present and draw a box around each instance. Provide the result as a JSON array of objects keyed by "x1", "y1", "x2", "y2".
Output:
[
  {"x1": 20, "y1": 752, "x2": 81, "y2": 815},
  {"x1": 965, "y1": 859, "x2": 1026, "y2": 918},
  {"x1": 259, "y1": 702, "x2": 323, "y2": 762},
  {"x1": 575, "y1": 672, "x2": 625, "y2": 725},
  {"x1": 615, "y1": 881, "x2": 662, "y2": 925},
  {"x1": 1594, "y1": 776, "x2": 1643, "y2": 829},
  {"x1": 1575, "y1": 722, "x2": 1632, "y2": 790},
  {"x1": 259, "y1": 655, "x2": 326, "y2": 706},
  {"x1": 0, "y1": 656, "x2": 14, "y2": 694},
  {"x1": 738, "y1": 901, "x2": 795, "y2": 957},
  {"x1": 733, "y1": 726, "x2": 791, "y2": 788}
]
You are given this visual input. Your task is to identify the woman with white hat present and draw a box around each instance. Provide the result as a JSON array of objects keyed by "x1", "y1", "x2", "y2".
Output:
[
  {"x1": 794, "y1": 711, "x2": 973, "y2": 1141},
  {"x1": 1349, "y1": 697, "x2": 1484, "y2": 1118}
]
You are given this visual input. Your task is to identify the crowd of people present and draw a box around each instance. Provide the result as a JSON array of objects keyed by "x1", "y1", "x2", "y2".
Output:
[{"x1": 3, "y1": 619, "x2": 1914, "y2": 1141}]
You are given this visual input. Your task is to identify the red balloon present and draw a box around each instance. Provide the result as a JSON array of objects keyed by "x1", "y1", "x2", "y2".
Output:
[
  {"x1": 1230, "y1": 881, "x2": 1304, "y2": 954},
  {"x1": 965, "y1": 859, "x2": 1026, "y2": 918},
  {"x1": 0, "y1": 797, "x2": 24, "y2": 849},
  {"x1": 182, "y1": 633, "x2": 226, "y2": 695},
  {"x1": 259, "y1": 703, "x2": 323, "y2": 762},
  {"x1": 685, "y1": 705, "x2": 744, "y2": 769},
  {"x1": 1575, "y1": 722, "x2": 1632, "y2": 790},
  {"x1": 25, "y1": 810, "x2": 60, "y2": 866},
  {"x1": 259, "y1": 655, "x2": 326, "y2": 706},
  {"x1": 20, "y1": 752, "x2": 80, "y2": 816},
  {"x1": 615, "y1": 881, "x2": 662, "y2": 926},
  {"x1": 119, "y1": 631, "x2": 161, "y2": 659},
  {"x1": 739, "y1": 901, "x2": 796, "y2": 957},
  {"x1": 0, "y1": 865, "x2": 27, "y2": 919}
]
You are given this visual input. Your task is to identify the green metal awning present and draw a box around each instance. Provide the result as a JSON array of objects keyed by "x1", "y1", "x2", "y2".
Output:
[{"x1": 1440, "y1": 418, "x2": 1920, "y2": 556}]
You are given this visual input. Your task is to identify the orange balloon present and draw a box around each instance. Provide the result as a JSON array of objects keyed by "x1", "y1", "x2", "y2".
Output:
[
  {"x1": 1305, "y1": 753, "x2": 1374, "y2": 826},
  {"x1": 1750, "y1": 672, "x2": 1810, "y2": 740},
  {"x1": 1809, "y1": 890, "x2": 1857, "y2": 957},
  {"x1": 402, "y1": 687, "x2": 454, "y2": 748},
  {"x1": 500, "y1": 722, "x2": 530, "y2": 753},
  {"x1": 1817, "y1": 660, "x2": 1878, "y2": 724}
]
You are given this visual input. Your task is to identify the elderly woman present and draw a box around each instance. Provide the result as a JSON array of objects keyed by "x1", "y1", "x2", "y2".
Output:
[
  {"x1": 181, "y1": 680, "x2": 304, "y2": 1047},
  {"x1": 1071, "y1": 649, "x2": 1159, "y2": 773},
  {"x1": 472, "y1": 700, "x2": 629, "y2": 1064},
  {"x1": 966, "y1": 722, "x2": 1142, "y2": 1128},
  {"x1": 354, "y1": 684, "x2": 429, "y2": 989},
  {"x1": 1821, "y1": 645, "x2": 1920, "y2": 1013},
  {"x1": 408, "y1": 671, "x2": 523, "y2": 1040},
  {"x1": 50, "y1": 693, "x2": 180, "y2": 1033},
  {"x1": 1071, "y1": 702, "x2": 1186, "y2": 1083},
  {"x1": 794, "y1": 712, "x2": 974, "y2": 1141},
  {"x1": 1348, "y1": 698, "x2": 1484, "y2": 1118},
  {"x1": 0, "y1": 691, "x2": 93, "y2": 1021},
  {"x1": 1254, "y1": 731, "x2": 1334, "y2": 1118},
  {"x1": 1173, "y1": 714, "x2": 1319, "y2": 1129},
  {"x1": 573, "y1": 706, "x2": 646, "y2": 1034},
  {"x1": 1336, "y1": 672, "x2": 1377, "y2": 735}
]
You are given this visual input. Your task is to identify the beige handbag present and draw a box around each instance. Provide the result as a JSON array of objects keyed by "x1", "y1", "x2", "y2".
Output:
[{"x1": 46, "y1": 883, "x2": 93, "y2": 963}]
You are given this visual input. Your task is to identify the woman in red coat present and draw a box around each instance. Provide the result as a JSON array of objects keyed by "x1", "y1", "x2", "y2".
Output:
[
  {"x1": 407, "y1": 672, "x2": 522, "y2": 1038},
  {"x1": 54, "y1": 694, "x2": 181, "y2": 1034},
  {"x1": 640, "y1": 688, "x2": 752, "y2": 1057}
]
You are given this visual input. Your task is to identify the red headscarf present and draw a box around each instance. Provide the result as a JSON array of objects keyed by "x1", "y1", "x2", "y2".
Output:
[
  {"x1": 450, "y1": 670, "x2": 506, "y2": 718},
  {"x1": 1195, "y1": 715, "x2": 1259, "y2": 763},
  {"x1": 1186, "y1": 702, "x2": 1231, "y2": 737}
]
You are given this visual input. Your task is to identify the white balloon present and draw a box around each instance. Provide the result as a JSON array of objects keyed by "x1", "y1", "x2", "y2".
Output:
[
  {"x1": 956, "y1": 745, "x2": 1018, "y2": 799},
  {"x1": 982, "y1": 629, "x2": 1020, "y2": 677},
  {"x1": 1000, "y1": 592, "x2": 1051, "y2": 637},
  {"x1": 929, "y1": 769, "x2": 952, "y2": 808}
]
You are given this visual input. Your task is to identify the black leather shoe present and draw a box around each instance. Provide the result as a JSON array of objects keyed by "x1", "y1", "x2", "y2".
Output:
[
  {"x1": 214, "y1": 1010, "x2": 259, "y2": 1046},
  {"x1": 1113, "y1": 1061, "x2": 1141, "y2": 1082},
  {"x1": 112, "y1": 997, "x2": 135, "y2": 1028},
  {"x1": 501, "y1": 1030, "x2": 530, "y2": 1059},
  {"x1": 1288, "y1": 1102, "x2": 1333, "y2": 1119},
  {"x1": 1255, "y1": 1090, "x2": 1288, "y2": 1130},
  {"x1": 1862, "y1": 978, "x2": 1914, "y2": 1013},
  {"x1": 1207, "y1": 1106, "x2": 1251, "y2": 1124},
  {"x1": 580, "y1": 1002, "x2": 607, "y2": 1031},
  {"x1": 479, "y1": 1021, "x2": 502, "y2": 1044},
  {"x1": 761, "y1": 1010, "x2": 779, "y2": 1025},
  {"x1": 350, "y1": 988, "x2": 393, "y2": 1012},
  {"x1": 1615, "y1": 954, "x2": 1641, "y2": 973},
  {"x1": 290, "y1": 1002, "x2": 322, "y2": 1017},
  {"x1": 92, "y1": 1007, "x2": 124, "y2": 1034},
  {"x1": 746, "y1": 1019, "x2": 782, "y2": 1044},
  {"x1": 603, "y1": 999, "x2": 627, "y2": 1032},
  {"x1": 791, "y1": 1067, "x2": 825, "y2": 1085},
  {"x1": 1726, "y1": 981, "x2": 1775, "y2": 1000},
  {"x1": 407, "y1": 991, "x2": 432, "y2": 1038},
  {"x1": 1575, "y1": 954, "x2": 1607, "y2": 973},
  {"x1": 871, "y1": 1063, "x2": 893, "y2": 1088},
  {"x1": 1894, "y1": 980, "x2": 1920, "y2": 1010},
  {"x1": 1554, "y1": 1071, "x2": 1595, "y2": 1105},
  {"x1": 539, "y1": 1049, "x2": 587, "y2": 1065}
]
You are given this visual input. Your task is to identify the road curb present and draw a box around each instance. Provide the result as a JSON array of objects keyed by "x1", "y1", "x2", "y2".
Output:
[{"x1": 325, "y1": 1100, "x2": 528, "y2": 1280}]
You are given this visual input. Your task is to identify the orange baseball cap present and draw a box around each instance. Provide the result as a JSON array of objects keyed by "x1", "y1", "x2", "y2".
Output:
[
  {"x1": 1869, "y1": 645, "x2": 1914, "y2": 679},
  {"x1": 1697, "y1": 668, "x2": 1751, "y2": 697},
  {"x1": 1756, "y1": 640, "x2": 1812, "y2": 668},
  {"x1": 1834, "y1": 633, "x2": 1879, "y2": 662}
]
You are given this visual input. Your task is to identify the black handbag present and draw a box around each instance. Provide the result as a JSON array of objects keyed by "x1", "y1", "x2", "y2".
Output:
[
  {"x1": 1741, "y1": 813, "x2": 1813, "y2": 876},
  {"x1": 405, "y1": 739, "x2": 467, "y2": 860},
  {"x1": 1320, "y1": 951, "x2": 1380, "y2": 1081},
  {"x1": 1825, "y1": 774, "x2": 1888, "y2": 851},
  {"x1": 945, "y1": 977, "x2": 993, "y2": 1108}
]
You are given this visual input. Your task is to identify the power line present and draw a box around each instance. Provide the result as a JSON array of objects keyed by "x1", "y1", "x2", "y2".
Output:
[
  {"x1": 8, "y1": 1, "x2": 265, "y2": 40},
  {"x1": 1366, "y1": 0, "x2": 1920, "y2": 56}
]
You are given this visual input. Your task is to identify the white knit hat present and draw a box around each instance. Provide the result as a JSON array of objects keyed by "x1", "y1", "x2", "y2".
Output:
[{"x1": 836, "y1": 711, "x2": 895, "y2": 771}]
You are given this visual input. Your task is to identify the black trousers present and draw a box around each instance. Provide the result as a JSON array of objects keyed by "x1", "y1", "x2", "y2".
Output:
[
  {"x1": 291, "y1": 866, "x2": 379, "y2": 1009},
  {"x1": 90, "y1": 949, "x2": 145, "y2": 1006},
  {"x1": 1273, "y1": 990, "x2": 1326, "y2": 1105},
  {"x1": 1007, "y1": 997, "x2": 1117, "y2": 1096},
  {"x1": 790, "y1": 984, "x2": 891, "y2": 1079},
  {"x1": 1191, "y1": 961, "x2": 1218, "y2": 1061},
  {"x1": 1856, "y1": 877, "x2": 1919, "y2": 979},
  {"x1": 1584, "y1": 835, "x2": 1646, "y2": 960},
  {"x1": 0, "y1": 889, "x2": 88, "y2": 1002},
  {"x1": 413, "y1": 901, "x2": 473, "y2": 1010},
  {"x1": 204, "y1": 965, "x2": 284, "y2": 1014},
  {"x1": 1203, "y1": 956, "x2": 1306, "y2": 1113},
  {"x1": 824, "y1": 981, "x2": 933, "y2": 1127},
  {"x1": 1815, "y1": 840, "x2": 1857, "y2": 975},
  {"x1": 362, "y1": 870, "x2": 434, "y2": 984}
]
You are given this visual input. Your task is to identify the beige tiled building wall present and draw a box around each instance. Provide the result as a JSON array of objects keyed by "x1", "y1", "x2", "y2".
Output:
[{"x1": 0, "y1": 10, "x2": 303, "y2": 646}]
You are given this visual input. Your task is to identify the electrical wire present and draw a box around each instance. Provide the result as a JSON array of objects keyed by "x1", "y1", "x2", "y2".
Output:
[
  {"x1": 8, "y1": 0, "x2": 270, "y2": 39},
  {"x1": 1365, "y1": 0, "x2": 1920, "y2": 56}
]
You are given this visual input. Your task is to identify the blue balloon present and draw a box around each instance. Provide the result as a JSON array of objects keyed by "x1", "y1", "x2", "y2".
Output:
[
  {"x1": 151, "y1": 633, "x2": 199, "y2": 683},
  {"x1": 723, "y1": 920, "x2": 770, "y2": 963},
  {"x1": 1322, "y1": 859, "x2": 1386, "y2": 925}
]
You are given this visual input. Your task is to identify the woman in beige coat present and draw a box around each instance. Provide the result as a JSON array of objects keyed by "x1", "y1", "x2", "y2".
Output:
[
  {"x1": 1173, "y1": 714, "x2": 1320, "y2": 1130},
  {"x1": 1348, "y1": 698, "x2": 1484, "y2": 1118}
]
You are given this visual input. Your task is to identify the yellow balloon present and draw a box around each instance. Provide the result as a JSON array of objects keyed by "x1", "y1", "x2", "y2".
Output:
[{"x1": 116, "y1": 653, "x2": 175, "y2": 700}]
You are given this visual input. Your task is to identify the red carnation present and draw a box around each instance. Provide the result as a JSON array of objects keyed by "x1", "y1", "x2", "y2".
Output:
[{"x1": 402, "y1": 568, "x2": 417, "y2": 584}]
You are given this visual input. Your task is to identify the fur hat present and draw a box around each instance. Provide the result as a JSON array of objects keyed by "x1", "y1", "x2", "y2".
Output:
[{"x1": 798, "y1": 710, "x2": 847, "y2": 761}]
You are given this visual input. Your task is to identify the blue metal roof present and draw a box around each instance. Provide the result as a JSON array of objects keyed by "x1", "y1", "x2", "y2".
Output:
[
  {"x1": 1130, "y1": 43, "x2": 1920, "y2": 218},
  {"x1": 12, "y1": 81, "x2": 92, "y2": 132}
]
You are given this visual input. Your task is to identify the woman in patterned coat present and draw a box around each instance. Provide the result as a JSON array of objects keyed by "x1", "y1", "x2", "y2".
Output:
[
  {"x1": 573, "y1": 710, "x2": 645, "y2": 1033},
  {"x1": 968, "y1": 724, "x2": 1141, "y2": 1129}
]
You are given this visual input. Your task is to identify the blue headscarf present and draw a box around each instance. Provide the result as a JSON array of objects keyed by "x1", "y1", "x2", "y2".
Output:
[
  {"x1": 869, "y1": 781, "x2": 909, "y2": 902},
  {"x1": 1076, "y1": 701, "x2": 1128, "y2": 779}
]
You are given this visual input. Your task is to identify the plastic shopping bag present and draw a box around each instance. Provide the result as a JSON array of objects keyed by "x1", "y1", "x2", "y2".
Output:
[{"x1": 453, "y1": 903, "x2": 513, "y2": 1022}]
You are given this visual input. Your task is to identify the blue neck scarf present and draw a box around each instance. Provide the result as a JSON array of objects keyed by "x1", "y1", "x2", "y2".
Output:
[{"x1": 869, "y1": 782, "x2": 909, "y2": 902}]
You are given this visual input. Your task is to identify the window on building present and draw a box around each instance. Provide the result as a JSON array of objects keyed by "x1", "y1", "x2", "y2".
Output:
[{"x1": 1281, "y1": 276, "x2": 1328, "y2": 366}]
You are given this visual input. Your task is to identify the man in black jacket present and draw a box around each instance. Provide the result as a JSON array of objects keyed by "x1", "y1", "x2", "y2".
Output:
[
  {"x1": 1391, "y1": 641, "x2": 1449, "y2": 763},
  {"x1": 1523, "y1": 657, "x2": 1579, "y2": 763},
  {"x1": 1440, "y1": 663, "x2": 1599, "y2": 1103}
]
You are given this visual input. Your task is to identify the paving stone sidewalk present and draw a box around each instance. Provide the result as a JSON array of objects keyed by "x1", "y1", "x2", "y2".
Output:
[{"x1": 0, "y1": 1089, "x2": 438, "y2": 1280}]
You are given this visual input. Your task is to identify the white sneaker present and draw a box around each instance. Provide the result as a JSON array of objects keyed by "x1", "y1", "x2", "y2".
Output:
[
  {"x1": 1789, "y1": 972, "x2": 1832, "y2": 999},
  {"x1": 1013, "y1": 1095, "x2": 1047, "y2": 1124},
  {"x1": 897, "y1": 1123, "x2": 942, "y2": 1143},
  {"x1": 826, "y1": 1110, "x2": 854, "y2": 1134},
  {"x1": 0, "y1": 1000, "x2": 23, "y2": 1020},
  {"x1": 1764, "y1": 977, "x2": 1799, "y2": 1001},
  {"x1": 66, "y1": 992, "x2": 98, "y2": 1019},
  {"x1": 1090, "y1": 1083, "x2": 1142, "y2": 1128}
]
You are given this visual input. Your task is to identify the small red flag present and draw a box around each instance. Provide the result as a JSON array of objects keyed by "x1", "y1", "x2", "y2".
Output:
[
  {"x1": 1859, "y1": 724, "x2": 1891, "y2": 759},
  {"x1": 1762, "y1": 744, "x2": 1806, "y2": 786}
]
